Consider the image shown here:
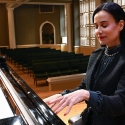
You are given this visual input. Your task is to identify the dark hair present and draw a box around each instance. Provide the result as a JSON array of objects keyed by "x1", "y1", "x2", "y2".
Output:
[{"x1": 92, "y1": 2, "x2": 125, "y2": 45}]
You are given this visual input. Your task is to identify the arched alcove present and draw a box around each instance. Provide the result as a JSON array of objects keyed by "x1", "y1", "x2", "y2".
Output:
[{"x1": 40, "y1": 21, "x2": 56, "y2": 44}]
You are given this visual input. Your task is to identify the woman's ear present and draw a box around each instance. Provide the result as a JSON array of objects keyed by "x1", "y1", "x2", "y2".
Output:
[{"x1": 118, "y1": 20, "x2": 125, "y2": 31}]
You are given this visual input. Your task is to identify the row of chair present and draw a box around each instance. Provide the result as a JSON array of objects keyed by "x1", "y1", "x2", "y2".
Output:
[
  {"x1": 4, "y1": 47, "x2": 86, "y2": 71},
  {"x1": 3, "y1": 47, "x2": 89, "y2": 74},
  {"x1": 32, "y1": 59, "x2": 88, "y2": 86},
  {"x1": 26, "y1": 55, "x2": 89, "y2": 76},
  {"x1": 0, "y1": 47, "x2": 89, "y2": 87}
]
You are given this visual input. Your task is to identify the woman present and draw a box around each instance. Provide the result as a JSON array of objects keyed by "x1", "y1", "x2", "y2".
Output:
[{"x1": 44, "y1": 2, "x2": 125, "y2": 125}]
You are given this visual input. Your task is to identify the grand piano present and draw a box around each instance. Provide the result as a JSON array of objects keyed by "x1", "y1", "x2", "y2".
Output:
[{"x1": 0, "y1": 56, "x2": 66, "y2": 125}]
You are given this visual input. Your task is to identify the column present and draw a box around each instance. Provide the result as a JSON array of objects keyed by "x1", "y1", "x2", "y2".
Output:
[
  {"x1": 7, "y1": 7, "x2": 16, "y2": 49},
  {"x1": 73, "y1": 0, "x2": 80, "y2": 54},
  {"x1": 60, "y1": 5, "x2": 65, "y2": 37},
  {"x1": 65, "y1": 4, "x2": 74, "y2": 52}
]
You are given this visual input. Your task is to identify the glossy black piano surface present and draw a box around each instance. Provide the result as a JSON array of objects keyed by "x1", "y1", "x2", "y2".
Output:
[
  {"x1": 0, "y1": 116, "x2": 26, "y2": 125},
  {"x1": 0, "y1": 56, "x2": 66, "y2": 125}
]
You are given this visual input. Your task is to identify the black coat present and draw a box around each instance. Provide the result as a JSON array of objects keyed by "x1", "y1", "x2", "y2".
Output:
[{"x1": 73, "y1": 46, "x2": 125, "y2": 125}]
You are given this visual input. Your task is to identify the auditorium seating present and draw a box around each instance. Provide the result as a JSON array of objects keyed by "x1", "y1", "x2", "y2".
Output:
[
  {"x1": 32, "y1": 62, "x2": 48, "y2": 86},
  {"x1": 57, "y1": 60, "x2": 73, "y2": 75},
  {"x1": 69, "y1": 59, "x2": 80, "y2": 74},
  {"x1": 46, "y1": 61, "x2": 62, "y2": 77},
  {"x1": 0, "y1": 47, "x2": 90, "y2": 86}
]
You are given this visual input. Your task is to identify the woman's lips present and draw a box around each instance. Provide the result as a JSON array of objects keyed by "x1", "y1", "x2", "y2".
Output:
[{"x1": 98, "y1": 36, "x2": 106, "y2": 40}]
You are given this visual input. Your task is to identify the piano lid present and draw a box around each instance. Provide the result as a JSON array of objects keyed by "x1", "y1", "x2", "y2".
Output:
[
  {"x1": 0, "y1": 56, "x2": 66, "y2": 125},
  {"x1": 0, "y1": 116, "x2": 26, "y2": 125}
]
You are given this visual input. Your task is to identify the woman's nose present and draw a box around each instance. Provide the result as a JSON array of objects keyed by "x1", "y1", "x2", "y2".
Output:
[{"x1": 96, "y1": 27, "x2": 103, "y2": 34}]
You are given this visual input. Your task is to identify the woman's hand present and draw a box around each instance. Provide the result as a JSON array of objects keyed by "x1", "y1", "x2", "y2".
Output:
[
  {"x1": 43, "y1": 94, "x2": 62, "y2": 108},
  {"x1": 48, "y1": 90, "x2": 90, "y2": 116}
]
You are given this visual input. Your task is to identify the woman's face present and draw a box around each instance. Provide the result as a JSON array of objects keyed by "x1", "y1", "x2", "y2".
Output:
[{"x1": 94, "y1": 10, "x2": 122, "y2": 48}]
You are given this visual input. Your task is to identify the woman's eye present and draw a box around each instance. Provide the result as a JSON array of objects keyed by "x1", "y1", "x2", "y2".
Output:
[{"x1": 102, "y1": 25, "x2": 107, "y2": 28}]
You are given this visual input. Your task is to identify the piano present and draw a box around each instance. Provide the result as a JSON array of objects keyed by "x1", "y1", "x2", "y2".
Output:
[{"x1": 0, "y1": 56, "x2": 66, "y2": 125}]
